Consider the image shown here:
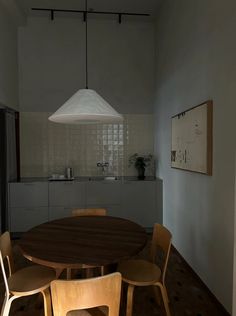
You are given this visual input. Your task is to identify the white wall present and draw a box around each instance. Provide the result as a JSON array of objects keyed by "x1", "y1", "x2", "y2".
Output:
[
  {"x1": 0, "y1": 3, "x2": 19, "y2": 109},
  {"x1": 154, "y1": 0, "x2": 236, "y2": 312},
  {"x1": 18, "y1": 16, "x2": 155, "y2": 114}
]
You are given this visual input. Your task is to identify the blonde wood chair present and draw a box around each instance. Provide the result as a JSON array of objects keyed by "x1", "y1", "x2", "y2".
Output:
[
  {"x1": 71, "y1": 208, "x2": 107, "y2": 217},
  {"x1": 0, "y1": 231, "x2": 56, "y2": 316},
  {"x1": 117, "y1": 223, "x2": 172, "y2": 316},
  {"x1": 67, "y1": 208, "x2": 107, "y2": 279},
  {"x1": 50, "y1": 272, "x2": 122, "y2": 316}
]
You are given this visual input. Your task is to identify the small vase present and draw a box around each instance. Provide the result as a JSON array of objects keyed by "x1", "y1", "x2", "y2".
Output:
[{"x1": 137, "y1": 167, "x2": 145, "y2": 180}]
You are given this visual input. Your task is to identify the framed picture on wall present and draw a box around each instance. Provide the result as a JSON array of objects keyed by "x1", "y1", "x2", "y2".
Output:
[{"x1": 171, "y1": 100, "x2": 213, "y2": 175}]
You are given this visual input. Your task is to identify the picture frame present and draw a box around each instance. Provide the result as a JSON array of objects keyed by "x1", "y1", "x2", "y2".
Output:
[{"x1": 171, "y1": 100, "x2": 213, "y2": 175}]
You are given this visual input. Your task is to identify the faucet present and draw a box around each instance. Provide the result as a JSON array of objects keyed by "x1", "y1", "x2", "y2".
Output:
[{"x1": 97, "y1": 162, "x2": 109, "y2": 174}]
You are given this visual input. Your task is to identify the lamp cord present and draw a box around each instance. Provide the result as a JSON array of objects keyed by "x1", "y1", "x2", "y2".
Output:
[{"x1": 85, "y1": 0, "x2": 88, "y2": 89}]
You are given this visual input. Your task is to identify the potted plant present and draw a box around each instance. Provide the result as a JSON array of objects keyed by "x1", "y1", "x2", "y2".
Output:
[{"x1": 129, "y1": 153, "x2": 153, "y2": 180}]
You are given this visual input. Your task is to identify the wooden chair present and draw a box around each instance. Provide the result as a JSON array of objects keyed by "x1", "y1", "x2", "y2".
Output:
[
  {"x1": 0, "y1": 231, "x2": 56, "y2": 316},
  {"x1": 67, "y1": 208, "x2": 107, "y2": 279},
  {"x1": 71, "y1": 208, "x2": 107, "y2": 217},
  {"x1": 117, "y1": 223, "x2": 172, "y2": 316},
  {"x1": 50, "y1": 272, "x2": 122, "y2": 316}
]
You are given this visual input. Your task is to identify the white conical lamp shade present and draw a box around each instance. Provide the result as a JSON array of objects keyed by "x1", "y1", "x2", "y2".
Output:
[{"x1": 48, "y1": 89, "x2": 123, "y2": 124}]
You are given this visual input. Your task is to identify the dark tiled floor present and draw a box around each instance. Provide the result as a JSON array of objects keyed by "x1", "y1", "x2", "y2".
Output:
[{"x1": 0, "y1": 241, "x2": 229, "y2": 316}]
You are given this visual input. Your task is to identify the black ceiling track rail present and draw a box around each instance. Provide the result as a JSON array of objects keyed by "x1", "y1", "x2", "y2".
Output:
[{"x1": 31, "y1": 7, "x2": 150, "y2": 23}]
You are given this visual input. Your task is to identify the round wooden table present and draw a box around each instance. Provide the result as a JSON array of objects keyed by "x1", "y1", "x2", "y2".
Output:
[{"x1": 18, "y1": 216, "x2": 147, "y2": 270}]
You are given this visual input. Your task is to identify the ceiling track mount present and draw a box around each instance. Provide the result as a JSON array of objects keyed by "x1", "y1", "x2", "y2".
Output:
[{"x1": 31, "y1": 8, "x2": 150, "y2": 23}]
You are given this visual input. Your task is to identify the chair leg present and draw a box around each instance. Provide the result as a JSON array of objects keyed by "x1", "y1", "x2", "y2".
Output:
[
  {"x1": 66, "y1": 268, "x2": 72, "y2": 280},
  {"x1": 163, "y1": 284, "x2": 170, "y2": 303},
  {"x1": 1, "y1": 295, "x2": 15, "y2": 316},
  {"x1": 101, "y1": 265, "x2": 105, "y2": 276},
  {"x1": 126, "y1": 284, "x2": 135, "y2": 316},
  {"x1": 157, "y1": 283, "x2": 171, "y2": 316},
  {"x1": 41, "y1": 288, "x2": 52, "y2": 316}
]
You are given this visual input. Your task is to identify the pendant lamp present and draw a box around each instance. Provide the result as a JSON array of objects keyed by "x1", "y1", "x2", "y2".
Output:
[{"x1": 49, "y1": 0, "x2": 123, "y2": 124}]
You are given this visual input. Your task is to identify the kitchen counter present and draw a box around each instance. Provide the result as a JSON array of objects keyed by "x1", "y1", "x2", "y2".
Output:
[{"x1": 10, "y1": 176, "x2": 156, "y2": 183}]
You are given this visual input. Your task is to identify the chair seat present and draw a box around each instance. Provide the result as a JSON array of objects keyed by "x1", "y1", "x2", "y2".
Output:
[
  {"x1": 8, "y1": 265, "x2": 56, "y2": 295},
  {"x1": 117, "y1": 259, "x2": 161, "y2": 286}
]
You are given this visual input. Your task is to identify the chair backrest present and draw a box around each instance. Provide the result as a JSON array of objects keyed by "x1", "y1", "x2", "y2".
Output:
[
  {"x1": 0, "y1": 232, "x2": 15, "y2": 297},
  {"x1": 0, "y1": 231, "x2": 14, "y2": 276},
  {"x1": 0, "y1": 251, "x2": 10, "y2": 297},
  {"x1": 150, "y1": 224, "x2": 172, "y2": 284},
  {"x1": 51, "y1": 272, "x2": 121, "y2": 316},
  {"x1": 71, "y1": 208, "x2": 107, "y2": 217}
]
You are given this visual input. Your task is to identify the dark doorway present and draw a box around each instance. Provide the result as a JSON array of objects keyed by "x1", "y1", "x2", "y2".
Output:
[{"x1": 0, "y1": 108, "x2": 20, "y2": 232}]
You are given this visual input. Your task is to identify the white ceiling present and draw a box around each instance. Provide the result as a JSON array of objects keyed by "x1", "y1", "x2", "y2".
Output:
[{"x1": 17, "y1": 0, "x2": 162, "y2": 17}]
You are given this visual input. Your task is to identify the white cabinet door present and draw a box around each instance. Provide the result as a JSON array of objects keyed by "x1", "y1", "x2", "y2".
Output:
[
  {"x1": 9, "y1": 179, "x2": 163, "y2": 232},
  {"x1": 49, "y1": 182, "x2": 86, "y2": 207},
  {"x1": 9, "y1": 182, "x2": 49, "y2": 232},
  {"x1": 9, "y1": 182, "x2": 48, "y2": 207},
  {"x1": 49, "y1": 206, "x2": 74, "y2": 220},
  {"x1": 121, "y1": 181, "x2": 162, "y2": 228},
  {"x1": 86, "y1": 181, "x2": 121, "y2": 205},
  {"x1": 86, "y1": 181, "x2": 122, "y2": 217},
  {"x1": 10, "y1": 207, "x2": 48, "y2": 232}
]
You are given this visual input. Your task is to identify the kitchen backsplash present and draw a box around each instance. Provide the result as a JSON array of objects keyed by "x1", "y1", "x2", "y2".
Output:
[{"x1": 20, "y1": 112, "x2": 154, "y2": 177}]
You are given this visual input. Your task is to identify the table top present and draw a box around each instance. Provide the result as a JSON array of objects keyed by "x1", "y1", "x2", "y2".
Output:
[{"x1": 18, "y1": 216, "x2": 148, "y2": 269}]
